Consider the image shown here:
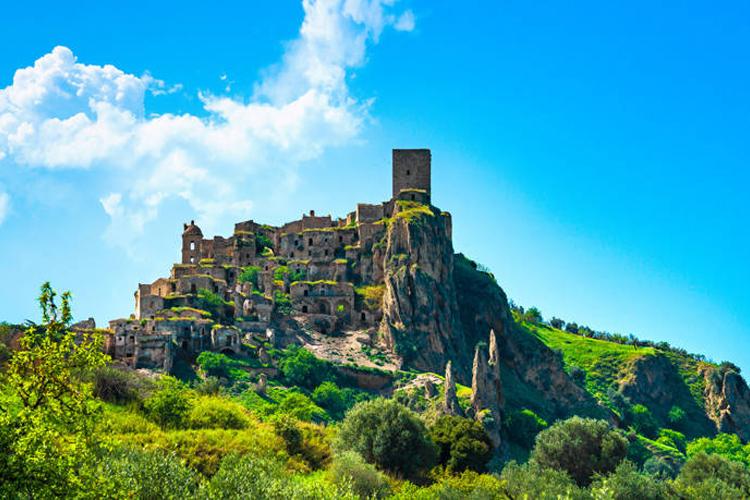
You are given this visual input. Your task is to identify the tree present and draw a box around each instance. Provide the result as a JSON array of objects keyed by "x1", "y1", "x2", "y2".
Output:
[
  {"x1": 312, "y1": 381, "x2": 347, "y2": 419},
  {"x1": 430, "y1": 415, "x2": 492, "y2": 472},
  {"x1": 667, "y1": 405, "x2": 687, "y2": 432},
  {"x1": 531, "y1": 416, "x2": 628, "y2": 486},
  {"x1": 566, "y1": 322, "x2": 579, "y2": 334},
  {"x1": 279, "y1": 346, "x2": 331, "y2": 390},
  {"x1": 143, "y1": 376, "x2": 191, "y2": 429},
  {"x1": 674, "y1": 452, "x2": 750, "y2": 498},
  {"x1": 687, "y1": 433, "x2": 750, "y2": 466},
  {"x1": 549, "y1": 317, "x2": 565, "y2": 329},
  {"x1": 589, "y1": 461, "x2": 671, "y2": 499},
  {"x1": 336, "y1": 398, "x2": 437, "y2": 477},
  {"x1": 197, "y1": 351, "x2": 232, "y2": 378},
  {"x1": 328, "y1": 451, "x2": 390, "y2": 499},
  {"x1": 628, "y1": 404, "x2": 658, "y2": 438},
  {"x1": 523, "y1": 307, "x2": 543, "y2": 324},
  {"x1": 0, "y1": 282, "x2": 108, "y2": 497},
  {"x1": 505, "y1": 408, "x2": 548, "y2": 448}
]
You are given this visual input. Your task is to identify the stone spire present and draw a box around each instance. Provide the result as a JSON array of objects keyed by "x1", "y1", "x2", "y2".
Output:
[
  {"x1": 470, "y1": 343, "x2": 490, "y2": 415},
  {"x1": 443, "y1": 360, "x2": 463, "y2": 416},
  {"x1": 488, "y1": 329, "x2": 504, "y2": 407},
  {"x1": 470, "y1": 330, "x2": 504, "y2": 448}
]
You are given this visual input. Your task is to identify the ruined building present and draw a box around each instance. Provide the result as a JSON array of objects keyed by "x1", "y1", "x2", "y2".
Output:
[{"x1": 106, "y1": 149, "x2": 456, "y2": 371}]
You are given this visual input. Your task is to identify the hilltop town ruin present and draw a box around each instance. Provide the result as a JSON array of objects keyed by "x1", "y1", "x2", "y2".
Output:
[{"x1": 106, "y1": 149, "x2": 455, "y2": 372}]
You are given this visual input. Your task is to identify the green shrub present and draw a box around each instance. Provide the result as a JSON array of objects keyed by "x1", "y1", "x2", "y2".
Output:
[
  {"x1": 277, "y1": 391, "x2": 329, "y2": 423},
  {"x1": 500, "y1": 461, "x2": 586, "y2": 499},
  {"x1": 115, "y1": 426, "x2": 285, "y2": 477},
  {"x1": 186, "y1": 396, "x2": 250, "y2": 430},
  {"x1": 197, "y1": 351, "x2": 232, "y2": 378},
  {"x1": 430, "y1": 415, "x2": 492, "y2": 472},
  {"x1": 92, "y1": 365, "x2": 152, "y2": 404},
  {"x1": 505, "y1": 408, "x2": 549, "y2": 448},
  {"x1": 193, "y1": 376, "x2": 223, "y2": 395},
  {"x1": 200, "y1": 454, "x2": 356, "y2": 499},
  {"x1": 274, "y1": 290, "x2": 293, "y2": 315},
  {"x1": 629, "y1": 404, "x2": 658, "y2": 438},
  {"x1": 668, "y1": 405, "x2": 687, "y2": 431},
  {"x1": 239, "y1": 266, "x2": 261, "y2": 287},
  {"x1": 590, "y1": 460, "x2": 671, "y2": 499},
  {"x1": 658, "y1": 428, "x2": 687, "y2": 454},
  {"x1": 312, "y1": 382, "x2": 346, "y2": 419},
  {"x1": 530, "y1": 416, "x2": 628, "y2": 486},
  {"x1": 272, "y1": 414, "x2": 303, "y2": 456},
  {"x1": 687, "y1": 433, "x2": 750, "y2": 466},
  {"x1": 674, "y1": 452, "x2": 750, "y2": 498},
  {"x1": 100, "y1": 447, "x2": 199, "y2": 499},
  {"x1": 327, "y1": 451, "x2": 389, "y2": 498},
  {"x1": 255, "y1": 232, "x2": 273, "y2": 255},
  {"x1": 279, "y1": 346, "x2": 331, "y2": 390},
  {"x1": 336, "y1": 398, "x2": 437, "y2": 477},
  {"x1": 142, "y1": 377, "x2": 192, "y2": 429}
]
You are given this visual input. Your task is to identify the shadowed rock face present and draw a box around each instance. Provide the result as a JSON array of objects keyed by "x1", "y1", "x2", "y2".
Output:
[
  {"x1": 379, "y1": 204, "x2": 470, "y2": 375},
  {"x1": 619, "y1": 354, "x2": 715, "y2": 438},
  {"x1": 703, "y1": 366, "x2": 750, "y2": 441}
]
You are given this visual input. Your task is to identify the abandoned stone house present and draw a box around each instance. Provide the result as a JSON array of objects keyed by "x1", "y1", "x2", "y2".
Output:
[{"x1": 108, "y1": 149, "x2": 452, "y2": 370}]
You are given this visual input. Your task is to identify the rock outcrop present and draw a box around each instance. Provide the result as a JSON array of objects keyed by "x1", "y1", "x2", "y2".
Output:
[
  {"x1": 470, "y1": 330, "x2": 503, "y2": 447},
  {"x1": 443, "y1": 360, "x2": 463, "y2": 416},
  {"x1": 702, "y1": 365, "x2": 750, "y2": 441},
  {"x1": 619, "y1": 353, "x2": 714, "y2": 437},
  {"x1": 379, "y1": 203, "x2": 470, "y2": 375}
]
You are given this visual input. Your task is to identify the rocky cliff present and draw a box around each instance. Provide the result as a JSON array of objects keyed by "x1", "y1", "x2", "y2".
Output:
[
  {"x1": 702, "y1": 365, "x2": 750, "y2": 441},
  {"x1": 379, "y1": 202, "x2": 470, "y2": 375}
]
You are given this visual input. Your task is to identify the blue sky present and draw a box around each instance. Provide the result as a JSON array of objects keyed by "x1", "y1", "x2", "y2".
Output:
[{"x1": 1, "y1": 1, "x2": 748, "y2": 372}]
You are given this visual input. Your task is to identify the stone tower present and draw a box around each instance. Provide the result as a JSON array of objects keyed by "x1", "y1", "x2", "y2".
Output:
[
  {"x1": 392, "y1": 149, "x2": 431, "y2": 201},
  {"x1": 181, "y1": 220, "x2": 203, "y2": 264}
]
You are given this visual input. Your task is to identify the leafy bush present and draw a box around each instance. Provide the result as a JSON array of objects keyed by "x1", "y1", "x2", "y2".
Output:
[
  {"x1": 274, "y1": 290, "x2": 293, "y2": 315},
  {"x1": 505, "y1": 408, "x2": 549, "y2": 448},
  {"x1": 658, "y1": 428, "x2": 687, "y2": 454},
  {"x1": 100, "y1": 447, "x2": 199, "y2": 499},
  {"x1": 629, "y1": 404, "x2": 658, "y2": 438},
  {"x1": 197, "y1": 351, "x2": 232, "y2": 378},
  {"x1": 393, "y1": 470, "x2": 507, "y2": 499},
  {"x1": 92, "y1": 365, "x2": 152, "y2": 404},
  {"x1": 200, "y1": 454, "x2": 355, "y2": 499},
  {"x1": 687, "y1": 433, "x2": 750, "y2": 466},
  {"x1": 589, "y1": 460, "x2": 671, "y2": 499},
  {"x1": 500, "y1": 461, "x2": 586, "y2": 499},
  {"x1": 279, "y1": 346, "x2": 332, "y2": 390},
  {"x1": 197, "y1": 288, "x2": 232, "y2": 318},
  {"x1": 336, "y1": 398, "x2": 437, "y2": 477},
  {"x1": 328, "y1": 451, "x2": 390, "y2": 499},
  {"x1": 430, "y1": 415, "x2": 492, "y2": 472},
  {"x1": 674, "y1": 452, "x2": 750, "y2": 498},
  {"x1": 193, "y1": 376, "x2": 223, "y2": 395},
  {"x1": 239, "y1": 265, "x2": 261, "y2": 287},
  {"x1": 272, "y1": 414, "x2": 303, "y2": 456},
  {"x1": 530, "y1": 416, "x2": 628, "y2": 486},
  {"x1": 142, "y1": 377, "x2": 192, "y2": 429},
  {"x1": 186, "y1": 396, "x2": 250, "y2": 430},
  {"x1": 277, "y1": 391, "x2": 329, "y2": 422},
  {"x1": 115, "y1": 426, "x2": 285, "y2": 477},
  {"x1": 667, "y1": 405, "x2": 687, "y2": 431},
  {"x1": 312, "y1": 381, "x2": 346, "y2": 419},
  {"x1": 255, "y1": 232, "x2": 274, "y2": 255}
]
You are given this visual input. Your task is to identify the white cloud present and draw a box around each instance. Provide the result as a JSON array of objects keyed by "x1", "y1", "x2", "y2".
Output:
[
  {"x1": 0, "y1": 191, "x2": 9, "y2": 224},
  {"x1": 0, "y1": 0, "x2": 413, "y2": 246}
]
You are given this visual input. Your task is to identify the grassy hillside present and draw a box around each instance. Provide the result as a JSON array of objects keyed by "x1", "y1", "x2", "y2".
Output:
[{"x1": 521, "y1": 321, "x2": 716, "y2": 438}]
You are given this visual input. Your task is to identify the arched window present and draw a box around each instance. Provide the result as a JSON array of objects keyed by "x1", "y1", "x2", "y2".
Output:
[
  {"x1": 361, "y1": 312, "x2": 366, "y2": 321},
  {"x1": 302, "y1": 305, "x2": 308, "y2": 313},
  {"x1": 190, "y1": 241, "x2": 196, "y2": 250},
  {"x1": 190, "y1": 284, "x2": 197, "y2": 294},
  {"x1": 309, "y1": 238, "x2": 313, "y2": 246},
  {"x1": 303, "y1": 290, "x2": 308, "y2": 297}
]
